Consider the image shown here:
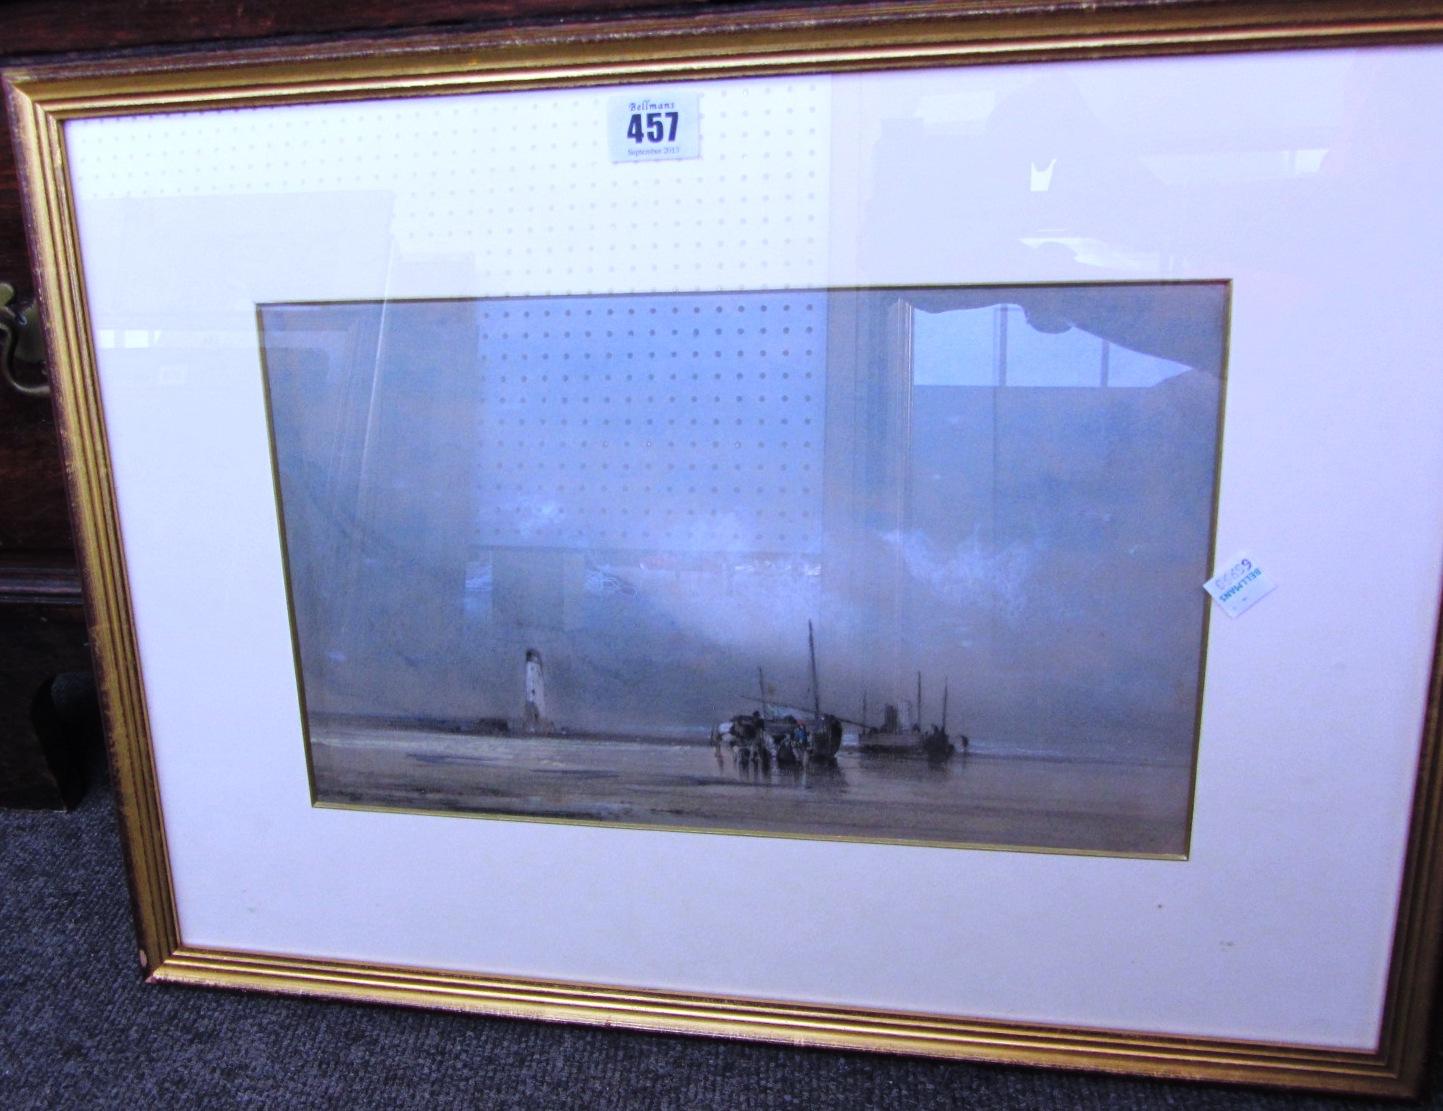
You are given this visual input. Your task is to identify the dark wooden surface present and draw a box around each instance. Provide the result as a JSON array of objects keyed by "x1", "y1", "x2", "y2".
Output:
[
  {"x1": 0, "y1": 600, "x2": 90, "y2": 808},
  {"x1": 1, "y1": 15, "x2": 75, "y2": 804},
  {"x1": 0, "y1": 0, "x2": 809, "y2": 808},
  {"x1": 0, "y1": 0, "x2": 730, "y2": 56}
]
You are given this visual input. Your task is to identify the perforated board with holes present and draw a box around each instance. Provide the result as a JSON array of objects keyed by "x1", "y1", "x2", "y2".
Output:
[
  {"x1": 66, "y1": 77, "x2": 831, "y2": 303},
  {"x1": 475, "y1": 291, "x2": 825, "y2": 553}
]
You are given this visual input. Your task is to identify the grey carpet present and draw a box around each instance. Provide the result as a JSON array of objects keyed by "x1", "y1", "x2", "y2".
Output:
[{"x1": 4, "y1": 740, "x2": 1442, "y2": 1109}]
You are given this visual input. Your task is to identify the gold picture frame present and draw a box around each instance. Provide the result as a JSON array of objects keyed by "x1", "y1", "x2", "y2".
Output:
[{"x1": 9, "y1": 1, "x2": 1443, "y2": 1094}]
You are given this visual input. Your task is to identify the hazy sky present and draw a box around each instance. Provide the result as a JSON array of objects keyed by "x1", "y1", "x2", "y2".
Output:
[{"x1": 263, "y1": 282, "x2": 1225, "y2": 761}]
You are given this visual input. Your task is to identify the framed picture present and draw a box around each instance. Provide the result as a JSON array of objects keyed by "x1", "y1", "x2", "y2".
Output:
[{"x1": 9, "y1": 0, "x2": 1443, "y2": 1093}]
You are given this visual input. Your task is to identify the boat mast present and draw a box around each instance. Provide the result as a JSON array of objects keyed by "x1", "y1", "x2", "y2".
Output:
[
  {"x1": 916, "y1": 671, "x2": 923, "y2": 730},
  {"x1": 941, "y1": 681, "x2": 949, "y2": 733},
  {"x1": 757, "y1": 667, "x2": 769, "y2": 718},
  {"x1": 808, "y1": 620, "x2": 822, "y2": 724}
]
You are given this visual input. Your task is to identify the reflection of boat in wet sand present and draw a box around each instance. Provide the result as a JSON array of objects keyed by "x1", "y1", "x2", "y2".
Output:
[{"x1": 859, "y1": 674, "x2": 965, "y2": 761}]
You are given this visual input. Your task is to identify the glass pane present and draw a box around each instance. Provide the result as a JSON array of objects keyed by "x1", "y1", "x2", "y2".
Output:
[{"x1": 262, "y1": 280, "x2": 1226, "y2": 854}]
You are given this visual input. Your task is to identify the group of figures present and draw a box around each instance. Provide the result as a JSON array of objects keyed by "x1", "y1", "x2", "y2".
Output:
[{"x1": 713, "y1": 711, "x2": 844, "y2": 773}]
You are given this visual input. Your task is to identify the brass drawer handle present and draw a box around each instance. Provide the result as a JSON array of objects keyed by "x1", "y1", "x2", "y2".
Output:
[{"x1": 0, "y1": 282, "x2": 49, "y2": 398}]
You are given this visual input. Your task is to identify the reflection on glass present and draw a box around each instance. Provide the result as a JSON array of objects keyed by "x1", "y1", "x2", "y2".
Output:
[{"x1": 261, "y1": 281, "x2": 1227, "y2": 855}]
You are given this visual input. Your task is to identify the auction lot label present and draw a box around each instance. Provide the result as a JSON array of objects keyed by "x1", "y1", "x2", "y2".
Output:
[{"x1": 608, "y1": 90, "x2": 701, "y2": 162}]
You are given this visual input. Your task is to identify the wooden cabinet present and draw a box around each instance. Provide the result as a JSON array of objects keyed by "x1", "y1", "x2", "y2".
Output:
[{"x1": 2, "y1": 36, "x2": 84, "y2": 806}]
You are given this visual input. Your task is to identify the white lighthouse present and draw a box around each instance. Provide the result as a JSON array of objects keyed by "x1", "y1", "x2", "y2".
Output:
[{"x1": 523, "y1": 648, "x2": 549, "y2": 733}]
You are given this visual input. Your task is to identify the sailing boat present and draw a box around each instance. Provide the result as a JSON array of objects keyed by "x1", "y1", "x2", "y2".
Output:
[
  {"x1": 859, "y1": 672, "x2": 957, "y2": 760},
  {"x1": 804, "y1": 620, "x2": 843, "y2": 759},
  {"x1": 718, "y1": 621, "x2": 843, "y2": 764}
]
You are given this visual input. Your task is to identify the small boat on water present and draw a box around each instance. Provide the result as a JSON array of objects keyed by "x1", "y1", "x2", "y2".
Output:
[
  {"x1": 858, "y1": 674, "x2": 964, "y2": 761},
  {"x1": 715, "y1": 623, "x2": 970, "y2": 771}
]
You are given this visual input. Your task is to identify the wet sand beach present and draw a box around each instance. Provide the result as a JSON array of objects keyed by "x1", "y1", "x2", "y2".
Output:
[{"x1": 311, "y1": 726, "x2": 1192, "y2": 856}]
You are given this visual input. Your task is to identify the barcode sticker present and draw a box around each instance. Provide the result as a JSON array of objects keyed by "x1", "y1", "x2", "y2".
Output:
[{"x1": 1204, "y1": 554, "x2": 1277, "y2": 618}]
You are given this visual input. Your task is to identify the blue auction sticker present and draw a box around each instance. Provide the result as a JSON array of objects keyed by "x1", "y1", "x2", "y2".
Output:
[{"x1": 607, "y1": 90, "x2": 701, "y2": 163}]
